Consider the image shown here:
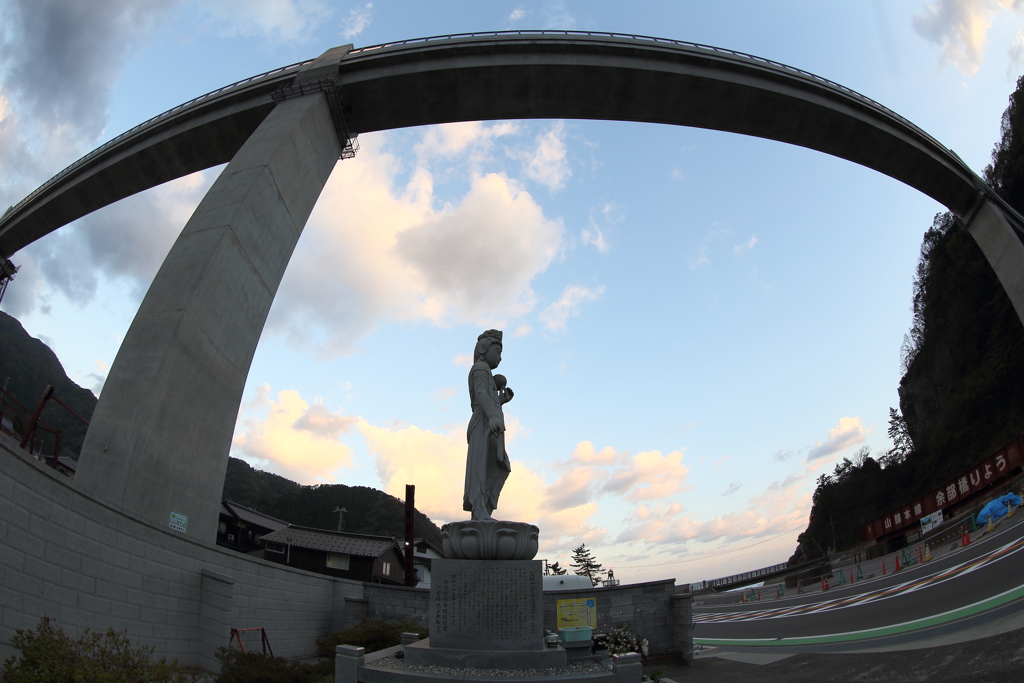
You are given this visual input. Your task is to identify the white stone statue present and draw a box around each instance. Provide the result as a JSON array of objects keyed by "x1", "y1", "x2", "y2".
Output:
[{"x1": 463, "y1": 329, "x2": 513, "y2": 521}]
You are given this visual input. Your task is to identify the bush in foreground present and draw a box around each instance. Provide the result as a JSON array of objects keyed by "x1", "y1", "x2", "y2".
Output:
[
  {"x1": 213, "y1": 648, "x2": 331, "y2": 683},
  {"x1": 315, "y1": 619, "x2": 429, "y2": 657},
  {"x1": 2, "y1": 616, "x2": 195, "y2": 683}
]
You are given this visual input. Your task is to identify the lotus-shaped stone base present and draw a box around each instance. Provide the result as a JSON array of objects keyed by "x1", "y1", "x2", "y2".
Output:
[{"x1": 441, "y1": 520, "x2": 540, "y2": 560}]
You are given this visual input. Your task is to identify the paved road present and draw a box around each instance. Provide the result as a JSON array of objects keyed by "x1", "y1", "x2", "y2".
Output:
[
  {"x1": 658, "y1": 511, "x2": 1024, "y2": 680},
  {"x1": 693, "y1": 512, "x2": 1024, "y2": 646}
]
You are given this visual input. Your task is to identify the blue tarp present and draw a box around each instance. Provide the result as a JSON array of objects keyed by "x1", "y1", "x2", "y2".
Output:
[{"x1": 977, "y1": 493, "x2": 1021, "y2": 524}]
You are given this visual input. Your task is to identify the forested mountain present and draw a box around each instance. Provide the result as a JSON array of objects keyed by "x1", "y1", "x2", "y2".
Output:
[
  {"x1": 794, "y1": 76, "x2": 1024, "y2": 558},
  {"x1": 223, "y1": 456, "x2": 444, "y2": 545},
  {"x1": 0, "y1": 311, "x2": 96, "y2": 458},
  {"x1": 0, "y1": 312, "x2": 443, "y2": 544}
]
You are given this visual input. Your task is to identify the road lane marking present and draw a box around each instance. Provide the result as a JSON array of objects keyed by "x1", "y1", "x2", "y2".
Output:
[{"x1": 695, "y1": 535, "x2": 1024, "y2": 623}]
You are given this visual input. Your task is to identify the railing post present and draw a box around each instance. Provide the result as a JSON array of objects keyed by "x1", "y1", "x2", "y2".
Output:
[{"x1": 19, "y1": 384, "x2": 53, "y2": 451}]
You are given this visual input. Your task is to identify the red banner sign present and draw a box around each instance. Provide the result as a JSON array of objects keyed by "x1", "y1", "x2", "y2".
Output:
[{"x1": 862, "y1": 437, "x2": 1022, "y2": 541}]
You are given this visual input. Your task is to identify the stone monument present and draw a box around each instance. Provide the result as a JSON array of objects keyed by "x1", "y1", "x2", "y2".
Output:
[{"x1": 404, "y1": 329, "x2": 560, "y2": 669}]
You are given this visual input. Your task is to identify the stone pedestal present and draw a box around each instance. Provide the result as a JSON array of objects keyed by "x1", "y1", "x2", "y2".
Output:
[{"x1": 403, "y1": 557, "x2": 566, "y2": 669}]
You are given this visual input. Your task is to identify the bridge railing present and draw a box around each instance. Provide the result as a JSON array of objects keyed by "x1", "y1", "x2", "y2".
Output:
[
  {"x1": 0, "y1": 59, "x2": 314, "y2": 234},
  {"x1": 701, "y1": 561, "x2": 791, "y2": 591},
  {"x1": 345, "y1": 31, "x2": 975, "y2": 173}
]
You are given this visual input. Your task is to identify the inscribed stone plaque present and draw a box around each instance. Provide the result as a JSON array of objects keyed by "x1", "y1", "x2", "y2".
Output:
[{"x1": 429, "y1": 559, "x2": 543, "y2": 651}]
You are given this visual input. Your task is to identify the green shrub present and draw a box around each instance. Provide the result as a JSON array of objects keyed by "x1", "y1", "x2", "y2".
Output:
[
  {"x1": 2, "y1": 615, "x2": 196, "y2": 683},
  {"x1": 315, "y1": 619, "x2": 428, "y2": 657},
  {"x1": 213, "y1": 648, "x2": 331, "y2": 683}
]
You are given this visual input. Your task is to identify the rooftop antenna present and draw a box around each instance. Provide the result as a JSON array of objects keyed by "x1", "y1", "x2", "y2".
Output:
[{"x1": 333, "y1": 506, "x2": 347, "y2": 532}]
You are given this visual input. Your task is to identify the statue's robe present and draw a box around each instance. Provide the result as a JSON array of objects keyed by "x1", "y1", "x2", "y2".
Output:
[{"x1": 463, "y1": 360, "x2": 511, "y2": 516}]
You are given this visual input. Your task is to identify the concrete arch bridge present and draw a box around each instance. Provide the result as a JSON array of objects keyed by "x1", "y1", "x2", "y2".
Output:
[{"x1": 1, "y1": 31, "x2": 1021, "y2": 541}]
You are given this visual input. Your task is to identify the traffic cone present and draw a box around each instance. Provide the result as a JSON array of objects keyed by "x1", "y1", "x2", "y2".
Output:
[
  {"x1": 741, "y1": 592, "x2": 747, "y2": 603},
  {"x1": 882, "y1": 558, "x2": 886, "y2": 575},
  {"x1": 987, "y1": 516, "x2": 994, "y2": 532},
  {"x1": 821, "y1": 576, "x2": 829, "y2": 591},
  {"x1": 918, "y1": 546, "x2": 924, "y2": 564},
  {"x1": 757, "y1": 590, "x2": 761, "y2": 601},
  {"x1": 1008, "y1": 501, "x2": 1014, "y2": 518},
  {"x1": 850, "y1": 569, "x2": 855, "y2": 584},
  {"x1": 962, "y1": 528, "x2": 971, "y2": 546},
  {"x1": 797, "y1": 581, "x2": 802, "y2": 595},
  {"x1": 925, "y1": 544, "x2": 932, "y2": 561},
  {"x1": 895, "y1": 555, "x2": 901, "y2": 572}
]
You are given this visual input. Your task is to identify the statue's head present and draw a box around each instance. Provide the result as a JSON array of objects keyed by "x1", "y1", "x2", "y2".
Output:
[{"x1": 474, "y1": 329, "x2": 503, "y2": 366}]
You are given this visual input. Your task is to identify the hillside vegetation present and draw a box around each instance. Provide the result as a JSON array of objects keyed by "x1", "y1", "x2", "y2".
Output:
[
  {"x1": 794, "y1": 76, "x2": 1024, "y2": 558},
  {"x1": 0, "y1": 313, "x2": 442, "y2": 544}
]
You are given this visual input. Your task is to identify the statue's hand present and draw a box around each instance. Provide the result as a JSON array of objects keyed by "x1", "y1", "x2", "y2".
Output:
[
  {"x1": 489, "y1": 416, "x2": 505, "y2": 434},
  {"x1": 501, "y1": 387, "x2": 514, "y2": 404}
]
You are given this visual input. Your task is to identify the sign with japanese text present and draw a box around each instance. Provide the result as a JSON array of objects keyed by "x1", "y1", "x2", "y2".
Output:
[
  {"x1": 556, "y1": 598, "x2": 597, "y2": 629},
  {"x1": 168, "y1": 510, "x2": 188, "y2": 533},
  {"x1": 863, "y1": 437, "x2": 1022, "y2": 541}
]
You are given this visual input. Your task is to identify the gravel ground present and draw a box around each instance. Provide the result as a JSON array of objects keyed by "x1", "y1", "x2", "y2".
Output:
[{"x1": 368, "y1": 654, "x2": 612, "y2": 678}]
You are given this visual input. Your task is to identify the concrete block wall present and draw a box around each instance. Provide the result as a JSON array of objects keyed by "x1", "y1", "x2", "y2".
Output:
[
  {"x1": 0, "y1": 436, "x2": 362, "y2": 668},
  {"x1": 362, "y1": 584, "x2": 430, "y2": 626},
  {"x1": 1, "y1": 435, "x2": 693, "y2": 667},
  {"x1": 542, "y1": 580, "x2": 681, "y2": 656}
]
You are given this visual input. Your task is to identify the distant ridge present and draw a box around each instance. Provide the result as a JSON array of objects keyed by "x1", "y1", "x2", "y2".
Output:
[
  {"x1": 0, "y1": 310, "x2": 97, "y2": 458},
  {"x1": 0, "y1": 310, "x2": 444, "y2": 545}
]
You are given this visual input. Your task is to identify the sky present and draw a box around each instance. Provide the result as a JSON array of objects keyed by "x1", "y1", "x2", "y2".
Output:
[{"x1": 2, "y1": 0, "x2": 1024, "y2": 586}]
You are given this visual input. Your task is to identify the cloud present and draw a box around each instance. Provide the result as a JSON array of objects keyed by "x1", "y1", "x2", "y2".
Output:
[
  {"x1": 431, "y1": 387, "x2": 458, "y2": 402},
  {"x1": 509, "y1": 7, "x2": 526, "y2": 21},
  {"x1": 581, "y1": 202, "x2": 620, "y2": 254},
  {"x1": 912, "y1": 0, "x2": 1024, "y2": 76},
  {"x1": 5, "y1": 169, "x2": 217, "y2": 317},
  {"x1": 723, "y1": 482, "x2": 741, "y2": 496},
  {"x1": 772, "y1": 449, "x2": 796, "y2": 462},
  {"x1": 603, "y1": 450, "x2": 691, "y2": 501},
  {"x1": 340, "y1": 2, "x2": 372, "y2": 39},
  {"x1": 568, "y1": 441, "x2": 620, "y2": 466},
  {"x1": 1010, "y1": 30, "x2": 1024, "y2": 76},
  {"x1": 291, "y1": 403, "x2": 358, "y2": 438},
  {"x1": 200, "y1": 0, "x2": 332, "y2": 42},
  {"x1": 806, "y1": 417, "x2": 869, "y2": 464},
  {"x1": 542, "y1": 1, "x2": 576, "y2": 29},
  {"x1": 733, "y1": 234, "x2": 758, "y2": 255},
  {"x1": 512, "y1": 121, "x2": 571, "y2": 191},
  {"x1": 267, "y1": 130, "x2": 564, "y2": 358},
  {"x1": 539, "y1": 285, "x2": 606, "y2": 331},
  {"x1": 615, "y1": 474, "x2": 809, "y2": 547},
  {"x1": 358, "y1": 415, "x2": 606, "y2": 549},
  {"x1": 452, "y1": 353, "x2": 474, "y2": 368},
  {"x1": 232, "y1": 386, "x2": 356, "y2": 483}
]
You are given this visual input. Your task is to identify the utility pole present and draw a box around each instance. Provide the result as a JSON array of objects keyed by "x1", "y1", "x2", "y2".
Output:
[{"x1": 333, "y1": 506, "x2": 347, "y2": 532}]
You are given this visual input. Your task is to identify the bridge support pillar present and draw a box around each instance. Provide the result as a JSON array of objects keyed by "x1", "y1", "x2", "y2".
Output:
[
  {"x1": 966, "y1": 196, "x2": 1024, "y2": 326},
  {"x1": 75, "y1": 90, "x2": 342, "y2": 541}
]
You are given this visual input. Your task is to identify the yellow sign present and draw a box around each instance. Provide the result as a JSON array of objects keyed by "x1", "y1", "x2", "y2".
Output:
[{"x1": 556, "y1": 598, "x2": 597, "y2": 629}]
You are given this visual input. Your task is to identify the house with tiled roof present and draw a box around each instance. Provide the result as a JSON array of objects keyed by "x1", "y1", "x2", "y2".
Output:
[
  {"x1": 260, "y1": 526, "x2": 406, "y2": 585},
  {"x1": 217, "y1": 499, "x2": 289, "y2": 554}
]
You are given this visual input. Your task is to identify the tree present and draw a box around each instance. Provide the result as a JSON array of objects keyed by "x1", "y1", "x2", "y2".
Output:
[
  {"x1": 548, "y1": 561, "x2": 567, "y2": 575},
  {"x1": 569, "y1": 544, "x2": 605, "y2": 585},
  {"x1": 882, "y1": 407, "x2": 913, "y2": 468}
]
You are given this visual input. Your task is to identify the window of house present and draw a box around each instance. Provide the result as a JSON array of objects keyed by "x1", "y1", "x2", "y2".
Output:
[
  {"x1": 381, "y1": 561, "x2": 390, "y2": 575},
  {"x1": 218, "y1": 521, "x2": 227, "y2": 534},
  {"x1": 327, "y1": 553, "x2": 350, "y2": 570},
  {"x1": 265, "y1": 542, "x2": 285, "y2": 553}
]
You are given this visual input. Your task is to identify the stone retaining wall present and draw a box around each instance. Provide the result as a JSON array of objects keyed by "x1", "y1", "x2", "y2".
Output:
[{"x1": 0, "y1": 436, "x2": 692, "y2": 669}]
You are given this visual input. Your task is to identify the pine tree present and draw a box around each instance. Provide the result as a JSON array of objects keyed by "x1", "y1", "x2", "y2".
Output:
[
  {"x1": 548, "y1": 561, "x2": 567, "y2": 575},
  {"x1": 569, "y1": 544, "x2": 605, "y2": 585}
]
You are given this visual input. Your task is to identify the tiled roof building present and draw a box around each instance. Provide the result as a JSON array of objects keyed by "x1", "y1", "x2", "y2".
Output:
[{"x1": 260, "y1": 526, "x2": 405, "y2": 585}]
